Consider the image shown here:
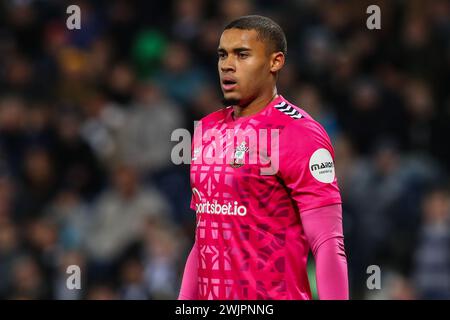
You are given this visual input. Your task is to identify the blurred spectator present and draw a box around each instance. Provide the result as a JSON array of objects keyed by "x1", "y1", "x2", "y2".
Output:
[
  {"x1": 105, "y1": 62, "x2": 137, "y2": 106},
  {"x1": 9, "y1": 255, "x2": 49, "y2": 299},
  {"x1": 400, "y1": 12, "x2": 440, "y2": 82},
  {"x1": 219, "y1": 0, "x2": 253, "y2": 22},
  {"x1": 0, "y1": 221, "x2": 21, "y2": 299},
  {"x1": 366, "y1": 269, "x2": 417, "y2": 300},
  {"x1": 25, "y1": 218, "x2": 59, "y2": 276},
  {"x1": 131, "y1": 30, "x2": 167, "y2": 79},
  {"x1": 342, "y1": 139, "x2": 442, "y2": 297},
  {"x1": 25, "y1": 102, "x2": 56, "y2": 150},
  {"x1": 193, "y1": 19, "x2": 223, "y2": 80},
  {"x1": 116, "y1": 82, "x2": 185, "y2": 175},
  {"x1": 293, "y1": 84, "x2": 340, "y2": 141},
  {"x1": 84, "y1": 164, "x2": 170, "y2": 282},
  {"x1": 342, "y1": 78, "x2": 403, "y2": 154},
  {"x1": 189, "y1": 84, "x2": 222, "y2": 122},
  {"x1": 142, "y1": 218, "x2": 185, "y2": 299},
  {"x1": 300, "y1": 26, "x2": 335, "y2": 83},
  {"x1": 53, "y1": 108, "x2": 105, "y2": 200},
  {"x1": 412, "y1": 187, "x2": 450, "y2": 299},
  {"x1": 56, "y1": 47, "x2": 95, "y2": 106},
  {"x1": 15, "y1": 146, "x2": 59, "y2": 223},
  {"x1": 2, "y1": 55, "x2": 37, "y2": 98},
  {"x1": 171, "y1": 0, "x2": 205, "y2": 42},
  {"x1": 119, "y1": 258, "x2": 151, "y2": 300},
  {"x1": 86, "y1": 284, "x2": 119, "y2": 300},
  {"x1": 152, "y1": 41, "x2": 209, "y2": 107},
  {"x1": 80, "y1": 91, "x2": 126, "y2": 167},
  {"x1": 0, "y1": 96, "x2": 27, "y2": 177},
  {"x1": 44, "y1": 189, "x2": 90, "y2": 251},
  {"x1": 0, "y1": 172, "x2": 16, "y2": 224},
  {"x1": 402, "y1": 79, "x2": 436, "y2": 153}
]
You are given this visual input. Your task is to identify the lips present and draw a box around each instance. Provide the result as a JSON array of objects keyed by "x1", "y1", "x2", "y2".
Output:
[{"x1": 221, "y1": 76, "x2": 237, "y2": 91}]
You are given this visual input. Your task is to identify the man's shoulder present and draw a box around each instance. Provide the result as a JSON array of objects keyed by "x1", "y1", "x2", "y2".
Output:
[
  {"x1": 271, "y1": 98, "x2": 332, "y2": 149},
  {"x1": 270, "y1": 97, "x2": 323, "y2": 134},
  {"x1": 282, "y1": 114, "x2": 326, "y2": 136}
]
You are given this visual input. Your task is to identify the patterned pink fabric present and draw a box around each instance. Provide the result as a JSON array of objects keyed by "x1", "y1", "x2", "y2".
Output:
[{"x1": 184, "y1": 95, "x2": 344, "y2": 299}]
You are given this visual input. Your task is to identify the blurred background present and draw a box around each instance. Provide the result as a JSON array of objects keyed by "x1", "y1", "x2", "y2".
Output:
[{"x1": 0, "y1": 0, "x2": 449, "y2": 300}]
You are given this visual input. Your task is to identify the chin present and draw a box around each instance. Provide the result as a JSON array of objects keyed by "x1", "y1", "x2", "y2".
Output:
[
  {"x1": 221, "y1": 93, "x2": 241, "y2": 106},
  {"x1": 222, "y1": 97, "x2": 240, "y2": 107}
]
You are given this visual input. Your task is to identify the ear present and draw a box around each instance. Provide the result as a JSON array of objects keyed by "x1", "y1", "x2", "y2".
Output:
[{"x1": 270, "y1": 52, "x2": 285, "y2": 73}]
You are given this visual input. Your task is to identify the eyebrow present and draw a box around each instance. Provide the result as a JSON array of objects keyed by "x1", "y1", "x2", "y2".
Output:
[{"x1": 217, "y1": 47, "x2": 252, "y2": 53}]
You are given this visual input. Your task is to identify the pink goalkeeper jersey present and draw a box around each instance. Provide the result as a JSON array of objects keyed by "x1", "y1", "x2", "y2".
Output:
[{"x1": 190, "y1": 95, "x2": 342, "y2": 300}]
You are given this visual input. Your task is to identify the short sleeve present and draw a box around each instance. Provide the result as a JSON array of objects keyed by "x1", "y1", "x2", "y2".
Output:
[{"x1": 277, "y1": 120, "x2": 342, "y2": 212}]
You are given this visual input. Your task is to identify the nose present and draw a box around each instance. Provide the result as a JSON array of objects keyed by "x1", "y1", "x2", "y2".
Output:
[{"x1": 219, "y1": 55, "x2": 235, "y2": 73}]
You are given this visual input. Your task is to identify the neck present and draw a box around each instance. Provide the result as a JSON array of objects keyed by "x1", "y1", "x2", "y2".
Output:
[{"x1": 233, "y1": 88, "x2": 278, "y2": 119}]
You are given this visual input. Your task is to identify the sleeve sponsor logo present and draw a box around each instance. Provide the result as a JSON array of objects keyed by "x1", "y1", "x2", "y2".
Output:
[{"x1": 309, "y1": 148, "x2": 335, "y2": 183}]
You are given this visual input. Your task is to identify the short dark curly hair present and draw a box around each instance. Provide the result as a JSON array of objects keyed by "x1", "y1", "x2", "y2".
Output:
[{"x1": 224, "y1": 15, "x2": 287, "y2": 55}]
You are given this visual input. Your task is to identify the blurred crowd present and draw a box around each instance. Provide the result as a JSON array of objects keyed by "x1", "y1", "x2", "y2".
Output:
[{"x1": 0, "y1": 0, "x2": 449, "y2": 299}]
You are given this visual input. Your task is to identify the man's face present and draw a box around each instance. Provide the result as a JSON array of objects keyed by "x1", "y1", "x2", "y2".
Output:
[{"x1": 218, "y1": 28, "x2": 273, "y2": 106}]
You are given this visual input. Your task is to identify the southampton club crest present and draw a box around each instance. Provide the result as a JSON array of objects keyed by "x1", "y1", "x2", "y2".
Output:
[{"x1": 230, "y1": 141, "x2": 249, "y2": 168}]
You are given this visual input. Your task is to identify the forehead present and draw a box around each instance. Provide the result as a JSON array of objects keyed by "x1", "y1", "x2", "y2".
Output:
[{"x1": 219, "y1": 28, "x2": 266, "y2": 51}]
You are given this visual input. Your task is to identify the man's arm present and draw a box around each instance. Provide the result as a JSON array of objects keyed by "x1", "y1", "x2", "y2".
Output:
[
  {"x1": 301, "y1": 204, "x2": 349, "y2": 300},
  {"x1": 276, "y1": 120, "x2": 348, "y2": 299},
  {"x1": 178, "y1": 241, "x2": 199, "y2": 300}
]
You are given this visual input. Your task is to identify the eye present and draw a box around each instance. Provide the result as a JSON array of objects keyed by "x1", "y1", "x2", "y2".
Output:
[
  {"x1": 218, "y1": 52, "x2": 227, "y2": 59},
  {"x1": 238, "y1": 52, "x2": 249, "y2": 59}
]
